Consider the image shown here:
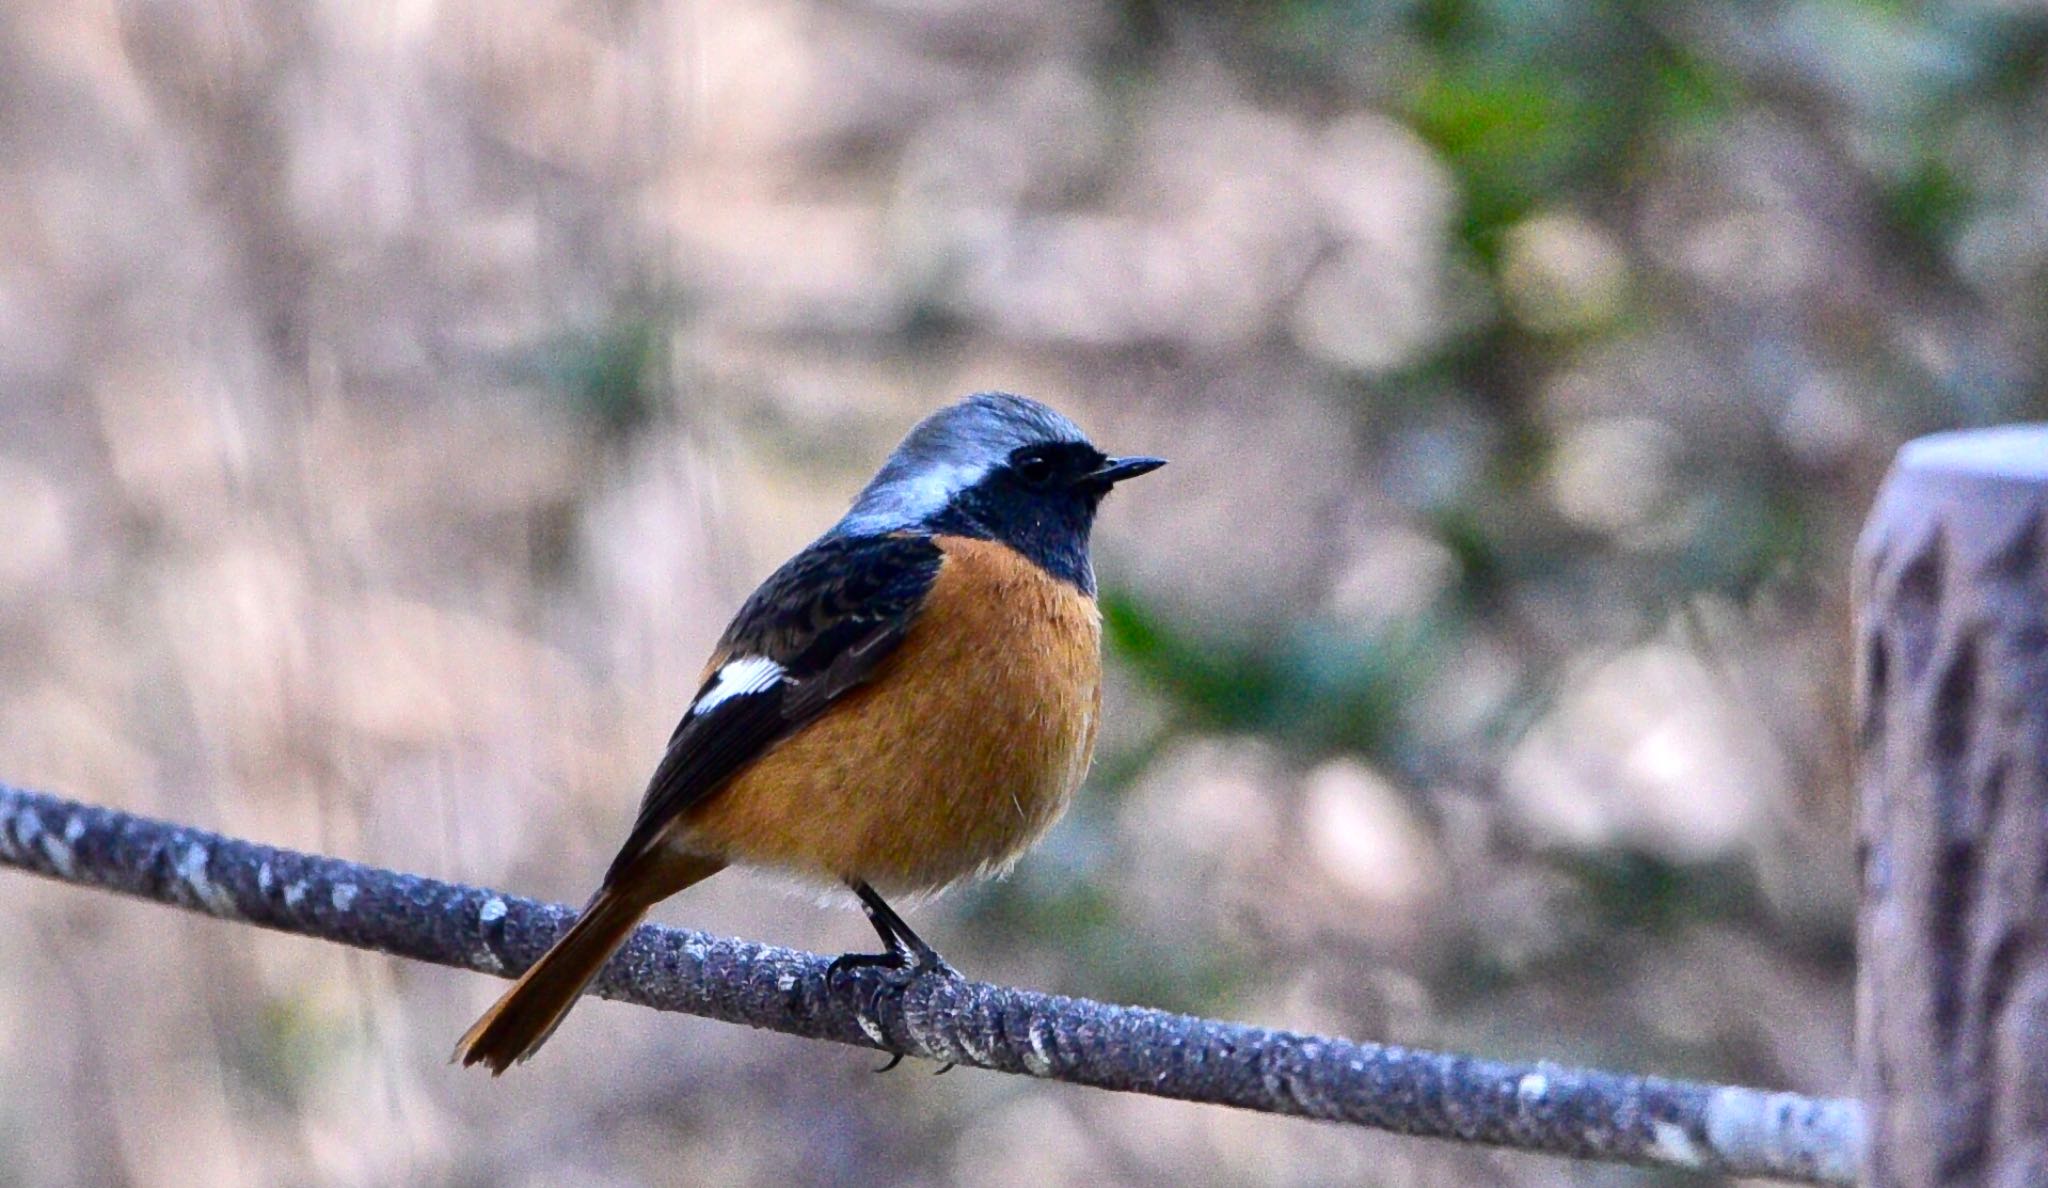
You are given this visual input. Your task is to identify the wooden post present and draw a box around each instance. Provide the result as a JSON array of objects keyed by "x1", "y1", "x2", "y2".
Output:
[{"x1": 1855, "y1": 426, "x2": 2048, "y2": 1187}]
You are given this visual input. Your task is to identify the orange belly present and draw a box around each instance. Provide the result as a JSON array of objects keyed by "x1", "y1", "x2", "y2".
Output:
[{"x1": 672, "y1": 535, "x2": 1102, "y2": 894}]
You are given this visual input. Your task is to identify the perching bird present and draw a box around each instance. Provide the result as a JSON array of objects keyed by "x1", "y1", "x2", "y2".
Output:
[{"x1": 454, "y1": 392, "x2": 1164, "y2": 1072}]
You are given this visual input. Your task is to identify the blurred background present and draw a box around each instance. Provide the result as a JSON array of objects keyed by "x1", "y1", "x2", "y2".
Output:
[{"x1": 2, "y1": 0, "x2": 2044, "y2": 1184}]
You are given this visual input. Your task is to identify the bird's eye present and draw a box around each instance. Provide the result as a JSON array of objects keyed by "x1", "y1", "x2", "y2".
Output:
[{"x1": 1014, "y1": 451, "x2": 1055, "y2": 486}]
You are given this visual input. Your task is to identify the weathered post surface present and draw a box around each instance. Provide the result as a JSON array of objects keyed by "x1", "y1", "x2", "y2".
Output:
[{"x1": 1855, "y1": 425, "x2": 2048, "y2": 1187}]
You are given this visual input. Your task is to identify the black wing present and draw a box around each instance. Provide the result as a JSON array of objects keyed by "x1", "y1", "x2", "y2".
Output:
[{"x1": 603, "y1": 532, "x2": 944, "y2": 882}]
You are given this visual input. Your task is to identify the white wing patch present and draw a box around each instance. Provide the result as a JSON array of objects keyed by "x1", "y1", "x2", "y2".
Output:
[{"x1": 692, "y1": 655, "x2": 785, "y2": 716}]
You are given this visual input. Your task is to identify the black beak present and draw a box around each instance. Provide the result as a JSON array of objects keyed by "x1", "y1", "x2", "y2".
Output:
[{"x1": 1086, "y1": 456, "x2": 1167, "y2": 486}]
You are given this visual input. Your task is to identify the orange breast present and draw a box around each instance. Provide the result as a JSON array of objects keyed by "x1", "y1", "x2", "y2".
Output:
[{"x1": 674, "y1": 535, "x2": 1103, "y2": 894}]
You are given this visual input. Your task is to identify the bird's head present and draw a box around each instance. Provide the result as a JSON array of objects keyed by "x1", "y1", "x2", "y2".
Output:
[{"x1": 834, "y1": 392, "x2": 1165, "y2": 590}]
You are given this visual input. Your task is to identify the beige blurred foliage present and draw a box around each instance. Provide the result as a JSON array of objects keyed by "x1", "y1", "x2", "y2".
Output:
[{"x1": 0, "y1": 0, "x2": 1936, "y2": 1183}]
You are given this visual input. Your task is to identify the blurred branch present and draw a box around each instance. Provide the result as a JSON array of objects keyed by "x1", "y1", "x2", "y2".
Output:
[{"x1": 0, "y1": 781, "x2": 1860, "y2": 1183}]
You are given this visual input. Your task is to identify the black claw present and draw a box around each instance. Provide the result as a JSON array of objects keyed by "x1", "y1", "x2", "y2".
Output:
[
  {"x1": 932, "y1": 1061, "x2": 956, "y2": 1075},
  {"x1": 874, "y1": 1052, "x2": 906, "y2": 1074},
  {"x1": 828, "y1": 950, "x2": 907, "y2": 983}
]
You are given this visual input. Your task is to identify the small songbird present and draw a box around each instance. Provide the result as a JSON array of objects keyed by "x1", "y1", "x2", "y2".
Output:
[{"x1": 455, "y1": 392, "x2": 1163, "y2": 1072}]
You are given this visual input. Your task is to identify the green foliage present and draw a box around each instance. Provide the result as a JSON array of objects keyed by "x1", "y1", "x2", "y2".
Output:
[
  {"x1": 1674, "y1": 485, "x2": 1815, "y2": 600},
  {"x1": 961, "y1": 862, "x2": 1256, "y2": 1016},
  {"x1": 231, "y1": 996, "x2": 349, "y2": 1110},
  {"x1": 1406, "y1": 64, "x2": 1583, "y2": 258},
  {"x1": 1883, "y1": 147, "x2": 1974, "y2": 247},
  {"x1": 1103, "y1": 589, "x2": 1442, "y2": 762},
  {"x1": 497, "y1": 311, "x2": 674, "y2": 440},
  {"x1": 1371, "y1": 0, "x2": 1736, "y2": 271},
  {"x1": 552, "y1": 317, "x2": 670, "y2": 438}
]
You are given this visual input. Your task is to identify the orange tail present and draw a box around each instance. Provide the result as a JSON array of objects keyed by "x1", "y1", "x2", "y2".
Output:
[
  {"x1": 455, "y1": 853, "x2": 723, "y2": 1073},
  {"x1": 452, "y1": 885, "x2": 650, "y2": 1074}
]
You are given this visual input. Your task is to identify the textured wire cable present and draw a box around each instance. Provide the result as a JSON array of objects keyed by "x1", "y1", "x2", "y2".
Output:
[{"x1": 0, "y1": 781, "x2": 1863, "y2": 1183}]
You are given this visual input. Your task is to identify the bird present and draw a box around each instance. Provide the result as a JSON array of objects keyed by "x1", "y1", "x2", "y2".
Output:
[{"x1": 454, "y1": 391, "x2": 1164, "y2": 1073}]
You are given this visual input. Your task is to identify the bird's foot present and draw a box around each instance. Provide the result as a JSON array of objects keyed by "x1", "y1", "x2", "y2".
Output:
[
  {"x1": 825, "y1": 941, "x2": 960, "y2": 986},
  {"x1": 830, "y1": 880, "x2": 965, "y2": 1071},
  {"x1": 828, "y1": 939, "x2": 963, "y2": 1074}
]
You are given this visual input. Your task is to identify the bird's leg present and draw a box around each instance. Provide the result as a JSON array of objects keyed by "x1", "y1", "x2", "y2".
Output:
[
  {"x1": 827, "y1": 881, "x2": 958, "y2": 979},
  {"x1": 857, "y1": 882, "x2": 954, "y2": 972},
  {"x1": 826, "y1": 881, "x2": 961, "y2": 1073}
]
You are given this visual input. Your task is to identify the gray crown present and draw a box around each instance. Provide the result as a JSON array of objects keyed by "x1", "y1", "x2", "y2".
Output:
[{"x1": 835, "y1": 393, "x2": 1090, "y2": 535}]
